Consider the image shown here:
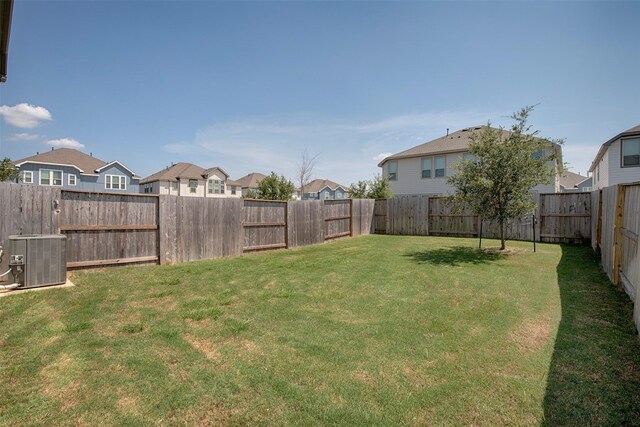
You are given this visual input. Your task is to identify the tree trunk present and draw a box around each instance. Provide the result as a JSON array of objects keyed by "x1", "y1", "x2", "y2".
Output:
[{"x1": 500, "y1": 219, "x2": 506, "y2": 250}]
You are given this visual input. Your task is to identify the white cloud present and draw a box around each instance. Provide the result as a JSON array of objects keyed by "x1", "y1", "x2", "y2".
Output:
[
  {"x1": 373, "y1": 152, "x2": 392, "y2": 163},
  {"x1": 47, "y1": 138, "x2": 85, "y2": 149},
  {"x1": 161, "y1": 110, "x2": 505, "y2": 186},
  {"x1": 8, "y1": 133, "x2": 42, "y2": 141},
  {"x1": 0, "y1": 103, "x2": 52, "y2": 128}
]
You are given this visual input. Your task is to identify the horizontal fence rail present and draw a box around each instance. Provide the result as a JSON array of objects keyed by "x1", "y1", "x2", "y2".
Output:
[{"x1": 0, "y1": 183, "x2": 377, "y2": 276}]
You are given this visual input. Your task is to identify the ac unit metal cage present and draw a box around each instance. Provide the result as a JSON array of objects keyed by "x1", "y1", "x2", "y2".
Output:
[{"x1": 8, "y1": 234, "x2": 67, "y2": 289}]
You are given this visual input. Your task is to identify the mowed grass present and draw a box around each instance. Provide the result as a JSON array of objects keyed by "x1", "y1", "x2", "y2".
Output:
[{"x1": 1, "y1": 235, "x2": 639, "y2": 426}]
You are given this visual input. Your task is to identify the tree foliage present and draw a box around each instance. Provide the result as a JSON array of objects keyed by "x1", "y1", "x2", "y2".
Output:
[
  {"x1": 348, "y1": 175, "x2": 393, "y2": 199},
  {"x1": 251, "y1": 172, "x2": 295, "y2": 201},
  {"x1": 447, "y1": 106, "x2": 562, "y2": 250},
  {"x1": 0, "y1": 158, "x2": 19, "y2": 182}
]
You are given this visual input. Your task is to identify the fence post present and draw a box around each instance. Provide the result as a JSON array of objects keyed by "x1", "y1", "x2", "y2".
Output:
[
  {"x1": 349, "y1": 198, "x2": 353, "y2": 237},
  {"x1": 612, "y1": 185, "x2": 626, "y2": 285},
  {"x1": 284, "y1": 201, "x2": 289, "y2": 249},
  {"x1": 596, "y1": 189, "x2": 603, "y2": 250}
]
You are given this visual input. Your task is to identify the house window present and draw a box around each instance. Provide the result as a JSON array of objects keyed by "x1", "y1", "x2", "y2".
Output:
[
  {"x1": 622, "y1": 138, "x2": 640, "y2": 167},
  {"x1": 463, "y1": 153, "x2": 476, "y2": 162},
  {"x1": 421, "y1": 158, "x2": 432, "y2": 178},
  {"x1": 171, "y1": 181, "x2": 178, "y2": 191},
  {"x1": 40, "y1": 169, "x2": 63, "y2": 186},
  {"x1": 435, "y1": 156, "x2": 446, "y2": 177},
  {"x1": 143, "y1": 183, "x2": 153, "y2": 193},
  {"x1": 208, "y1": 180, "x2": 214, "y2": 194},
  {"x1": 105, "y1": 175, "x2": 126, "y2": 190},
  {"x1": 208, "y1": 179, "x2": 225, "y2": 194},
  {"x1": 323, "y1": 191, "x2": 330, "y2": 199},
  {"x1": 21, "y1": 171, "x2": 33, "y2": 184},
  {"x1": 189, "y1": 179, "x2": 198, "y2": 193},
  {"x1": 68, "y1": 174, "x2": 77, "y2": 186},
  {"x1": 388, "y1": 161, "x2": 397, "y2": 181},
  {"x1": 231, "y1": 186, "x2": 237, "y2": 195},
  {"x1": 532, "y1": 149, "x2": 545, "y2": 160}
]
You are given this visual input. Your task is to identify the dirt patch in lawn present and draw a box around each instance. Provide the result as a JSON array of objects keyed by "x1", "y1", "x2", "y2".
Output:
[{"x1": 510, "y1": 316, "x2": 551, "y2": 351}]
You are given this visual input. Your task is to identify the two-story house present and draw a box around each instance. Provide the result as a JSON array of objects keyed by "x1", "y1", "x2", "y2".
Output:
[
  {"x1": 589, "y1": 124, "x2": 640, "y2": 190},
  {"x1": 299, "y1": 179, "x2": 348, "y2": 200},
  {"x1": 233, "y1": 172, "x2": 268, "y2": 197},
  {"x1": 378, "y1": 126, "x2": 562, "y2": 196},
  {"x1": 140, "y1": 162, "x2": 241, "y2": 197},
  {"x1": 14, "y1": 148, "x2": 141, "y2": 193}
]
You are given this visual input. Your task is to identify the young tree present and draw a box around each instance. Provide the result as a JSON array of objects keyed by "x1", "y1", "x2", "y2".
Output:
[
  {"x1": 348, "y1": 180, "x2": 368, "y2": 198},
  {"x1": 447, "y1": 106, "x2": 562, "y2": 250},
  {"x1": 254, "y1": 172, "x2": 295, "y2": 201},
  {"x1": 0, "y1": 158, "x2": 19, "y2": 182},
  {"x1": 366, "y1": 174, "x2": 393, "y2": 199},
  {"x1": 296, "y1": 149, "x2": 319, "y2": 200}
]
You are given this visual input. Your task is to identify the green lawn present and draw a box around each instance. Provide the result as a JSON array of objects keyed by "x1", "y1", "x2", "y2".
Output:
[{"x1": 1, "y1": 235, "x2": 639, "y2": 426}]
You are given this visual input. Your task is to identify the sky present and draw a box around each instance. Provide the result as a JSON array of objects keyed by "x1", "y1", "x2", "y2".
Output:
[{"x1": 0, "y1": 0, "x2": 639, "y2": 186}]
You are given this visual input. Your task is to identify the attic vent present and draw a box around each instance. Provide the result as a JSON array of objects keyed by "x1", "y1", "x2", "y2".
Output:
[
  {"x1": 462, "y1": 128, "x2": 469, "y2": 132},
  {"x1": 474, "y1": 126, "x2": 482, "y2": 130}
]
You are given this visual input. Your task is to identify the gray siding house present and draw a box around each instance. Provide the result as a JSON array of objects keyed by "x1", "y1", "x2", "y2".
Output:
[
  {"x1": 589, "y1": 124, "x2": 640, "y2": 190},
  {"x1": 299, "y1": 179, "x2": 348, "y2": 200},
  {"x1": 14, "y1": 148, "x2": 141, "y2": 193},
  {"x1": 378, "y1": 126, "x2": 563, "y2": 196}
]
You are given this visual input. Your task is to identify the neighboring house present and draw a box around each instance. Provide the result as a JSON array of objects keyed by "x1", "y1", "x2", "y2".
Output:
[
  {"x1": 589, "y1": 124, "x2": 640, "y2": 190},
  {"x1": 14, "y1": 148, "x2": 141, "y2": 193},
  {"x1": 559, "y1": 170, "x2": 592, "y2": 192},
  {"x1": 140, "y1": 162, "x2": 241, "y2": 198},
  {"x1": 298, "y1": 179, "x2": 349, "y2": 200},
  {"x1": 378, "y1": 126, "x2": 563, "y2": 196},
  {"x1": 233, "y1": 172, "x2": 268, "y2": 197}
]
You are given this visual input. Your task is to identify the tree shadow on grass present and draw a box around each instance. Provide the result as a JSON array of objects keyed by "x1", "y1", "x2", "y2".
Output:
[
  {"x1": 543, "y1": 245, "x2": 640, "y2": 425},
  {"x1": 404, "y1": 246, "x2": 506, "y2": 266}
]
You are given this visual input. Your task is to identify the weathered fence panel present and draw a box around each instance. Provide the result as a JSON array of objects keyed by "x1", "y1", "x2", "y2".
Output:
[
  {"x1": 243, "y1": 199, "x2": 287, "y2": 251},
  {"x1": 324, "y1": 199, "x2": 351, "y2": 240},
  {"x1": 0, "y1": 183, "x2": 60, "y2": 280},
  {"x1": 59, "y1": 191, "x2": 159, "y2": 268},
  {"x1": 374, "y1": 199, "x2": 387, "y2": 234},
  {"x1": 351, "y1": 199, "x2": 375, "y2": 236},
  {"x1": 428, "y1": 197, "x2": 476, "y2": 237},
  {"x1": 288, "y1": 200, "x2": 324, "y2": 248},
  {"x1": 159, "y1": 196, "x2": 243, "y2": 263},
  {"x1": 591, "y1": 189, "x2": 601, "y2": 251},
  {"x1": 600, "y1": 186, "x2": 618, "y2": 281},
  {"x1": 621, "y1": 185, "x2": 640, "y2": 301},
  {"x1": 539, "y1": 192, "x2": 591, "y2": 244}
]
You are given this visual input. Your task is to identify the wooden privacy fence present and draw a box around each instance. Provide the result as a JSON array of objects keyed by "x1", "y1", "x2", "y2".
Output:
[
  {"x1": 0, "y1": 182, "x2": 376, "y2": 277},
  {"x1": 591, "y1": 183, "x2": 640, "y2": 333},
  {"x1": 374, "y1": 192, "x2": 591, "y2": 244}
]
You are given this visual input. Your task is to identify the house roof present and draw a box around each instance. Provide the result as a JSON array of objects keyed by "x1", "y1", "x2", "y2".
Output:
[
  {"x1": 141, "y1": 162, "x2": 206, "y2": 183},
  {"x1": 559, "y1": 170, "x2": 588, "y2": 189},
  {"x1": 0, "y1": 0, "x2": 13, "y2": 82},
  {"x1": 302, "y1": 179, "x2": 347, "y2": 193},
  {"x1": 378, "y1": 126, "x2": 513, "y2": 166},
  {"x1": 589, "y1": 124, "x2": 640, "y2": 172},
  {"x1": 15, "y1": 148, "x2": 108, "y2": 174},
  {"x1": 379, "y1": 125, "x2": 563, "y2": 170},
  {"x1": 233, "y1": 172, "x2": 267, "y2": 189},
  {"x1": 203, "y1": 166, "x2": 229, "y2": 179}
]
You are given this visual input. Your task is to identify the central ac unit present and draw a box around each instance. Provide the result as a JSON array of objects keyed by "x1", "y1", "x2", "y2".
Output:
[{"x1": 8, "y1": 234, "x2": 67, "y2": 289}]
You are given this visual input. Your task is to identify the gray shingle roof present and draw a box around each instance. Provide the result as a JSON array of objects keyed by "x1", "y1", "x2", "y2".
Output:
[
  {"x1": 589, "y1": 124, "x2": 640, "y2": 172},
  {"x1": 233, "y1": 172, "x2": 267, "y2": 189},
  {"x1": 15, "y1": 148, "x2": 108, "y2": 174},
  {"x1": 301, "y1": 179, "x2": 347, "y2": 193}
]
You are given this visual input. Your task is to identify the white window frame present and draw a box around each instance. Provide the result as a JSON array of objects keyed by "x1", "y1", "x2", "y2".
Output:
[
  {"x1": 621, "y1": 137, "x2": 640, "y2": 168},
  {"x1": 40, "y1": 169, "x2": 63, "y2": 186},
  {"x1": 21, "y1": 170, "x2": 33, "y2": 184},
  {"x1": 434, "y1": 156, "x2": 446, "y2": 178},
  {"x1": 421, "y1": 158, "x2": 432, "y2": 179},
  {"x1": 105, "y1": 174, "x2": 127, "y2": 190},
  {"x1": 189, "y1": 179, "x2": 198, "y2": 193},
  {"x1": 388, "y1": 161, "x2": 397, "y2": 181},
  {"x1": 68, "y1": 174, "x2": 77, "y2": 186}
]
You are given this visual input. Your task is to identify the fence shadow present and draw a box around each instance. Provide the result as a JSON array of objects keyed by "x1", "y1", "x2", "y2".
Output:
[
  {"x1": 542, "y1": 245, "x2": 640, "y2": 425},
  {"x1": 404, "y1": 246, "x2": 505, "y2": 266}
]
